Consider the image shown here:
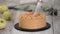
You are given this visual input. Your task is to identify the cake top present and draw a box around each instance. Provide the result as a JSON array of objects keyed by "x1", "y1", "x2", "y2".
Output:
[{"x1": 19, "y1": 12, "x2": 46, "y2": 20}]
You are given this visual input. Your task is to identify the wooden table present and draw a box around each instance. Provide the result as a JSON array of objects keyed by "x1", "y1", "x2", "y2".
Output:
[
  {"x1": 0, "y1": 9, "x2": 60, "y2": 34},
  {"x1": 0, "y1": 10, "x2": 53, "y2": 34}
]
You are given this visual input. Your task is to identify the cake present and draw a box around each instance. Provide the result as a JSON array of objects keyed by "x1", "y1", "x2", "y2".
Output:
[{"x1": 19, "y1": 12, "x2": 46, "y2": 29}]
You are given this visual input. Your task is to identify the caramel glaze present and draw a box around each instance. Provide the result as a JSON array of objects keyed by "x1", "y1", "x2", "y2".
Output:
[{"x1": 19, "y1": 12, "x2": 46, "y2": 29}]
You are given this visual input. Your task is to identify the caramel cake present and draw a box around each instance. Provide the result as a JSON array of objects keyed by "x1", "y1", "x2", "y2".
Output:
[{"x1": 19, "y1": 12, "x2": 46, "y2": 29}]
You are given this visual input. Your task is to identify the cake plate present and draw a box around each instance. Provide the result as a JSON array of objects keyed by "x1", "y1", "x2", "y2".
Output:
[{"x1": 14, "y1": 22, "x2": 51, "y2": 32}]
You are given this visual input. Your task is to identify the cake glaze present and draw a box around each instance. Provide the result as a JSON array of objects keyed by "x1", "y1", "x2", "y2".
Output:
[{"x1": 19, "y1": 12, "x2": 46, "y2": 29}]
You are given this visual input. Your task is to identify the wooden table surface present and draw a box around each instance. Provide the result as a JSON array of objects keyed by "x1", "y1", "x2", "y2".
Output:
[
  {"x1": 0, "y1": 9, "x2": 60, "y2": 34},
  {"x1": 0, "y1": 10, "x2": 53, "y2": 34}
]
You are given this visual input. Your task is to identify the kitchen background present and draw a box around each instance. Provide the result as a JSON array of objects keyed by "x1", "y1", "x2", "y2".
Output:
[{"x1": 0, "y1": 0, "x2": 60, "y2": 34}]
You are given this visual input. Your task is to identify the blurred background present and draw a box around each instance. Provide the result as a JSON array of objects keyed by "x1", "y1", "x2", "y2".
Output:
[{"x1": 0, "y1": 0, "x2": 60, "y2": 34}]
